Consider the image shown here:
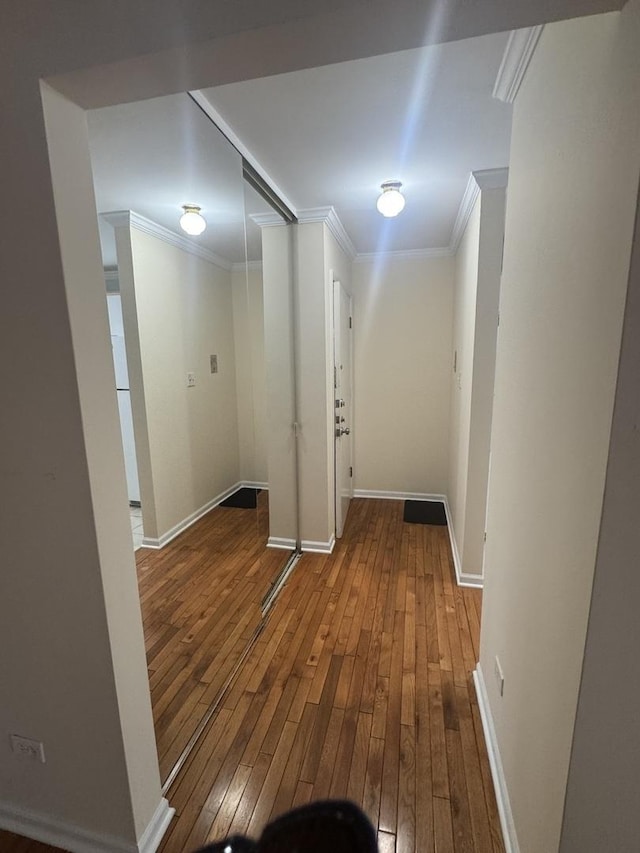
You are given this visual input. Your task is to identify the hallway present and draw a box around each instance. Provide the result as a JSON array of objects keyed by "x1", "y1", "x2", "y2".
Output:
[
  {"x1": 155, "y1": 497, "x2": 504, "y2": 852},
  {"x1": 4, "y1": 497, "x2": 503, "y2": 853}
]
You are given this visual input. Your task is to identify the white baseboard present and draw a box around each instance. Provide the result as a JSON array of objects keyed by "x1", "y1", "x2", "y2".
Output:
[
  {"x1": 137, "y1": 798, "x2": 175, "y2": 853},
  {"x1": 301, "y1": 535, "x2": 335, "y2": 554},
  {"x1": 267, "y1": 536, "x2": 297, "y2": 550},
  {"x1": 352, "y1": 490, "x2": 483, "y2": 588},
  {"x1": 0, "y1": 797, "x2": 174, "y2": 853},
  {"x1": 442, "y1": 496, "x2": 483, "y2": 588},
  {"x1": 473, "y1": 665, "x2": 520, "y2": 853},
  {"x1": 353, "y1": 488, "x2": 447, "y2": 501},
  {"x1": 142, "y1": 481, "x2": 264, "y2": 549}
]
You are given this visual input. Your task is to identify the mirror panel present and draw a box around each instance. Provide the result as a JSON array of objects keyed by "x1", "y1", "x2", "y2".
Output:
[{"x1": 88, "y1": 92, "x2": 296, "y2": 785}]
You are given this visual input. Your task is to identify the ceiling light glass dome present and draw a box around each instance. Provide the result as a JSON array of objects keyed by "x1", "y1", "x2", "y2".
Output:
[
  {"x1": 179, "y1": 204, "x2": 207, "y2": 236},
  {"x1": 376, "y1": 181, "x2": 405, "y2": 217}
]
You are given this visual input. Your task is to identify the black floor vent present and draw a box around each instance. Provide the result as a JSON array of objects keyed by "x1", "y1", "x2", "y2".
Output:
[
  {"x1": 403, "y1": 500, "x2": 447, "y2": 525},
  {"x1": 220, "y1": 488, "x2": 260, "y2": 509}
]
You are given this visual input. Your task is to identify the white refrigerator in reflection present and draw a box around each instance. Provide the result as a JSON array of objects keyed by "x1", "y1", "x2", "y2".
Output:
[{"x1": 110, "y1": 328, "x2": 141, "y2": 504}]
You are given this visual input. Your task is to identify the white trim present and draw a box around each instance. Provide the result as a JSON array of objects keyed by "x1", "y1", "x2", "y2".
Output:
[
  {"x1": 449, "y1": 168, "x2": 509, "y2": 254},
  {"x1": 0, "y1": 797, "x2": 174, "y2": 853},
  {"x1": 473, "y1": 665, "x2": 521, "y2": 853},
  {"x1": 141, "y1": 481, "x2": 263, "y2": 549},
  {"x1": 267, "y1": 536, "x2": 297, "y2": 550},
  {"x1": 354, "y1": 247, "x2": 452, "y2": 263},
  {"x1": 301, "y1": 535, "x2": 336, "y2": 554},
  {"x1": 493, "y1": 26, "x2": 544, "y2": 104},
  {"x1": 242, "y1": 480, "x2": 269, "y2": 490},
  {"x1": 101, "y1": 210, "x2": 233, "y2": 271},
  {"x1": 473, "y1": 167, "x2": 509, "y2": 192},
  {"x1": 250, "y1": 212, "x2": 285, "y2": 228},
  {"x1": 352, "y1": 490, "x2": 483, "y2": 588},
  {"x1": 353, "y1": 488, "x2": 447, "y2": 502},
  {"x1": 189, "y1": 90, "x2": 299, "y2": 217},
  {"x1": 449, "y1": 173, "x2": 480, "y2": 253},
  {"x1": 297, "y1": 206, "x2": 357, "y2": 261},
  {"x1": 136, "y1": 799, "x2": 175, "y2": 853}
]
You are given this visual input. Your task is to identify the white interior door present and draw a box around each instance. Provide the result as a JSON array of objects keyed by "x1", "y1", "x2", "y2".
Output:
[{"x1": 333, "y1": 278, "x2": 353, "y2": 538}]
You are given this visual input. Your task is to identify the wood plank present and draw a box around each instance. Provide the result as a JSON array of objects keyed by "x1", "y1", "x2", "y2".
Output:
[
  {"x1": 433, "y1": 796, "x2": 455, "y2": 853},
  {"x1": 455, "y1": 684, "x2": 495, "y2": 853},
  {"x1": 397, "y1": 724, "x2": 416, "y2": 853},
  {"x1": 445, "y1": 727, "x2": 475, "y2": 853},
  {"x1": 246, "y1": 721, "x2": 299, "y2": 838}
]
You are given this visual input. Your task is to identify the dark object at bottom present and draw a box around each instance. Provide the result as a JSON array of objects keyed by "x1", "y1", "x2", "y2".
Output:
[
  {"x1": 197, "y1": 800, "x2": 378, "y2": 852},
  {"x1": 220, "y1": 488, "x2": 261, "y2": 509},
  {"x1": 403, "y1": 499, "x2": 447, "y2": 525}
]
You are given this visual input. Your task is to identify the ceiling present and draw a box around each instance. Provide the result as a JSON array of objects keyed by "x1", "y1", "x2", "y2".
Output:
[
  {"x1": 90, "y1": 29, "x2": 512, "y2": 265},
  {"x1": 200, "y1": 32, "x2": 512, "y2": 255}
]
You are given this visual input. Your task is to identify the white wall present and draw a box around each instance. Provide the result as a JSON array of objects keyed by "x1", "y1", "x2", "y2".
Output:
[
  {"x1": 296, "y1": 222, "x2": 333, "y2": 548},
  {"x1": 352, "y1": 254, "x2": 454, "y2": 495},
  {"x1": 479, "y1": 7, "x2": 640, "y2": 852},
  {"x1": 464, "y1": 186, "x2": 505, "y2": 579},
  {"x1": 559, "y1": 4, "x2": 640, "y2": 850},
  {"x1": 449, "y1": 181, "x2": 506, "y2": 582},
  {"x1": 560, "y1": 179, "x2": 640, "y2": 853},
  {"x1": 0, "y1": 82, "x2": 164, "y2": 847},
  {"x1": 262, "y1": 223, "x2": 298, "y2": 548},
  {"x1": 123, "y1": 226, "x2": 241, "y2": 541},
  {"x1": 449, "y1": 198, "x2": 480, "y2": 548},
  {"x1": 232, "y1": 264, "x2": 267, "y2": 485}
]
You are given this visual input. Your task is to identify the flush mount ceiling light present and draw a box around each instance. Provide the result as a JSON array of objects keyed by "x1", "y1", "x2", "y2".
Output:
[
  {"x1": 179, "y1": 204, "x2": 206, "y2": 236},
  {"x1": 376, "y1": 180, "x2": 405, "y2": 218}
]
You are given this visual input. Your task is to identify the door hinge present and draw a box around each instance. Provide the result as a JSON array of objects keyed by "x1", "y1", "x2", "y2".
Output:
[
  {"x1": 349, "y1": 316, "x2": 352, "y2": 329},
  {"x1": 484, "y1": 531, "x2": 487, "y2": 542},
  {"x1": 349, "y1": 466, "x2": 353, "y2": 477}
]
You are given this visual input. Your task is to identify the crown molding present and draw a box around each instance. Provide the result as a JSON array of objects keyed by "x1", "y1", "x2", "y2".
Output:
[
  {"x1": 100, "y1": 210, "x2": 233, "y2": 271},
  {"x1": 297, "y1": 206, "x2": 357, "y2": 261},
  {"x1": 249, "y1": 212, "x2": 285, "y2": 228},
  {"x1": 449, "y1": 168, "x2": 509, "y2": 253},
  {"x1": 493, "y1": 26, "x2": 544, "y2": 104},
  {"x1": 449, "y1": 173, "x2": 481, "y2": 253},
  {"x1": 473, "y1": 167, "x2": 509, "y2": 191},
  {"x1": 354, "y1": 247, "x2": 452, "y2": 264}
]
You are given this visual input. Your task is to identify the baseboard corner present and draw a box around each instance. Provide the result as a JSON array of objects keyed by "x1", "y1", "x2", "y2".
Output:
[
  {"x1": 138, "y1": 798, "x2": 174, "y2": 853},
  {"x1": 301, "y1": 535, "x2": 335, "y2": 554},
  {"x1": 267, "y1": 536, "x2": 297, "y2": 551}
]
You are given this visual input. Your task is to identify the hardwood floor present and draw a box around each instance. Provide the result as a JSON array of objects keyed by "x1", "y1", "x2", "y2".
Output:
[
  {"x1": 137, "y1": 489, "x2": 287, "y2": 784},
  {"x1": 4, "y1": 497, "x2": 504, "y2": 853}
]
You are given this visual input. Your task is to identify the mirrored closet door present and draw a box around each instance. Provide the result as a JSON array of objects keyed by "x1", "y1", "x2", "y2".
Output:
[{"x1": 88, "y1": 91, "x2": 299, "y2": 786}]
